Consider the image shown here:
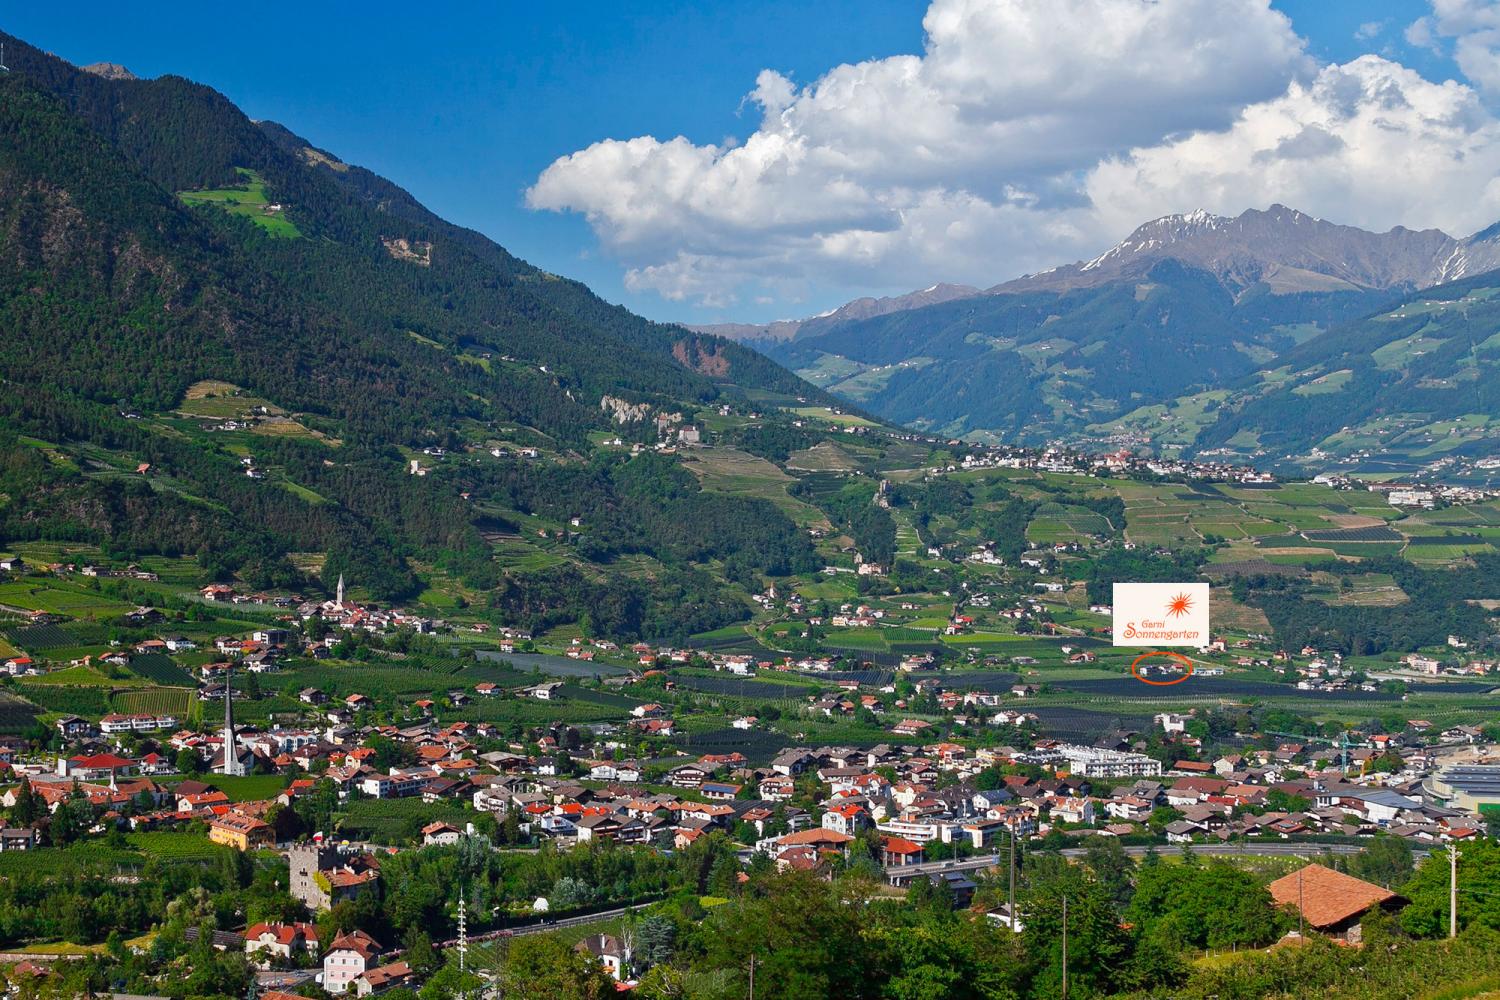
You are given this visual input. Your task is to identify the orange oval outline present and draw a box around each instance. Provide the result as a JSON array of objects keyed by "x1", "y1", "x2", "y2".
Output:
[{"x1": 1130, "y1": 651, "x2": 1194, "y2": 686}]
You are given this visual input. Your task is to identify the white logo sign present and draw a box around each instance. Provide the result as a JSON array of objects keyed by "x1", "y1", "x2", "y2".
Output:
[{"x1": 1112, "y1": 582, "x2": 1210, "y2": 647}]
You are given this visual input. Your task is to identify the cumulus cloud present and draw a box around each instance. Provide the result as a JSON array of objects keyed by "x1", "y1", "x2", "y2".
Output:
[
  {"x1": 1409, "y1": 1, "x2": 1500, "y2": 93},
  {"x1": 527, "y1": 0, "x2": 1307, "y2": 306},
  {"x1": 1088, "y1": 56, "x2": 1500, "y2": 237},
  {"x1": 527, "y1": 0, "x2": 1500, "y2": 312}
]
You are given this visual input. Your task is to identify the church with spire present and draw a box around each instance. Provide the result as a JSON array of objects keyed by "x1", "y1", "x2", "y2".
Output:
[{"x1": 221, "y1": 659, "x2": 246, "y2": 776}]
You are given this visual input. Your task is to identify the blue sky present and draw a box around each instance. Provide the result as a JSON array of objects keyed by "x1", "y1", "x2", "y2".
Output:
[{"x1": 5, "y1": 2, "x2": 1488, "y2": 324}]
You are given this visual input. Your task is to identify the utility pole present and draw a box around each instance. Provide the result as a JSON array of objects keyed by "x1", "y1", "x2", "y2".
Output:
[
  {"x1": 1008, "y1": 821, "x2": 1017, "y2": 932},
  {"x1": 1061, "y1": 894, "x2": 1068, "y2": 1000},
  {"x1": 748, "y1": 953, "x2": 756, "y2": 1000},
  {"x1": 1450, "y1": 845, "x2": 1459, "y2": 939},
  {"x1": 1298, "y1": 867, "x2": 1305, "y2": 939}
]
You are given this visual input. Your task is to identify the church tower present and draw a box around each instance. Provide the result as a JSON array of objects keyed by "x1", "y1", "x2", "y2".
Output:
[
  {"x1": 222, "y1": 660, "x2": 245, "y2": 776},
  {"x1": 336, "y1": 573, "x2": 345, "y2": 609}
]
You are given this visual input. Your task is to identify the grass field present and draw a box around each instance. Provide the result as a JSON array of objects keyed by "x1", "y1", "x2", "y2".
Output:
[
  {"x1": 175, "y1": 773, "x2": 289, "y2": 802},
  {"x1": 179, "y1": 168, "x2": 302, "y2": 238},
  {"x1": 786, "y1": 406, "x2": 880, "y2": 429},
  {"x1": 25, "y1": 666, "x2": 118, "y2": 686}
]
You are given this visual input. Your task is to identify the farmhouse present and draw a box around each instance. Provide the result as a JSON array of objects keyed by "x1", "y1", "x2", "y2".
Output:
[{"x1": 1268, "y1": 864, "x2": 1404, "y2": 943}]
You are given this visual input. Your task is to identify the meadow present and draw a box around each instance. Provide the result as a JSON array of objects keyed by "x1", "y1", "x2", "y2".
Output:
[{"x1": 178, "y1": 169, "x2": 302, "y2": 238}]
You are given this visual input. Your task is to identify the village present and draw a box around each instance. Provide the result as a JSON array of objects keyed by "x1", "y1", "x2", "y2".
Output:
[
  {"x1": 0, "y1": 408, "x2": 1499, "y2": 994},
  {"x1": 1, "y1": 610, "x2": 1498, "y2": 993}
]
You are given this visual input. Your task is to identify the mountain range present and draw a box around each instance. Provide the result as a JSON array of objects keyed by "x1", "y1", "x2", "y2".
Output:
[
  {"x1": 703, "y1": 206, "x2": 1500, "y2": 474},
  {"x1": 996, "y1": 205, "x2": 1500, "y2": 295}
]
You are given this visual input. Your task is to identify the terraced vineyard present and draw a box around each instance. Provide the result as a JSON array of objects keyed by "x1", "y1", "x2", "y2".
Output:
[
  {"x1": 0, "y1": 693, "x2": 41, "y2": 733},
  {"x1": 126, "y1": 654, "x2": 196, "y2": 686},
  {"x1": 125, "y1": 832, "x2": 230, "y2": 862},
  {"x1": 1302, "y1": 526, "x2": 1403, "y2": 543},
  {"x1": 4, "y1": 623, "x2": 78, "y2": 649},
  {"x1": 671, "y1": 675, "x2": 819, "y2": 700},
  {"x1": 338, "y1": 798, "x2": 474, "y2": 844},
  {"x1": 112, "y1": 687, "x2": 195, "y2": 718},
  {"x1": 16, "y1": 683, "x2": 109, "y2": 717}
]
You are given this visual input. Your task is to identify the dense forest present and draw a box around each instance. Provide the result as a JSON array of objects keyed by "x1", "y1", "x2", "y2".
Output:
[{"x1": 792, "y1": 479, "x2": 897, "y2": 567}]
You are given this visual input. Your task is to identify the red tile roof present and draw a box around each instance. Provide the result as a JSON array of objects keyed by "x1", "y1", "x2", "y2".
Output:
[{"x1": 1268, "y1": 864, "x2": 1398, "y2": 930}]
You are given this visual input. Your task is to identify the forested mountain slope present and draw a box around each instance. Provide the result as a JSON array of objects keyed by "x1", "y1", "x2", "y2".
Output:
[
  {"x1": 765, "y1": 260, "x2": 1392, "y2": 443},
  {"x1": 0, "y1": 35, "x2": 845, "y2": 631},
  {"x1": 1185, "y1": 270, "x2": 1500, "y2": 474},
  {"x1": 744, "y1": 205, "x2": 1500, "y2": 459}
]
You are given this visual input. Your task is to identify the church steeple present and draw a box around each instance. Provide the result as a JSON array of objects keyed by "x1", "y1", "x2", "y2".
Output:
[
  {"x1": 222, "y1": 659, "x2": 245, "y2": 776},
  {"x1": 336, "y1": 573, "x2": 345, "y2": 609}
]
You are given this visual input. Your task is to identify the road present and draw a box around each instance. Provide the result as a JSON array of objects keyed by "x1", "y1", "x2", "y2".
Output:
[{"x1": 885, "y1": 840, "x2": 1428, "y2": 883}]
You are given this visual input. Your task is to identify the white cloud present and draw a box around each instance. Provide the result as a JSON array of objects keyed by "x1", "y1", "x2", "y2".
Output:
[
  {"x1": 1088, "y1": 56, "x2": 1500, "y2": 237},
  {"x1": 527, "y1": 0, "x2": 1500, "y2": 313},
  {"x1": 527, "y1": 0, "x2": 1308, "y2": 307},
  {"x1": 1409, "y1": 1, "x2": 1500, "y2": 93}
]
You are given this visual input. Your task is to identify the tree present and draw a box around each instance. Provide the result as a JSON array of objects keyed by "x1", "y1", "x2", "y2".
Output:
[
  {"x1": 1020, "y1": 855, "x2": 1134, "y2": 998},
  {"x1": 1401, "y1": 841, "x2": 1500, "y2": 937},
  {"x1": 10, "y1": 779, "x2": 39, "y2": 825},
  {"x1": 632, "y1": 964, "x2": 695, "y2": 999},
  {"x1": 1126, "y1": 860, "x2": 1280, "y2": 952},
  {"x1": 633, "y1": 915, "x2": 677, "y2": 969},
  {"x1": 175, "y1": 746, "x2": 202, "y2": 774},
  {"x1": 1264, "y1": 789, "x2": 1311, "y2": 813},
  {"x1": 501, "y1": 935, "x2": 615, "y2": 1000},
  {"x1": 1147, "y1": 806, "x2": 1183, "y2": 834},
  {"x1": 707, "y1": 853, "x2": 741, "y2": 898},
  {"x1": 700, "y1": 870, "x2": 872, "y2": 1000},
  {"x1": 402, "y1": 929, "x2": 439, "y2": 978},
  {"x1": 1082, "y1": 836, "x2": 1135, "y2": 911},
  {"x1": 551, "y1": 876, "x2": 594, "y2": 909},
  {"x1": 418, "y1": 964, "x2": 482, "y2": 1000},
  {"x1": 48, "y1": 790, "x2": 90, "y2": 846},
  {"x1": 1347, "y1": 835, "x2": 1413, "y2": 889}
]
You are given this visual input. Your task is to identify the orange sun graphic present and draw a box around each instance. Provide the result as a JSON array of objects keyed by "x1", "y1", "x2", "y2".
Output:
[{"x1": 1164, "y1": 592, "x2": 1194, "y2": 618}]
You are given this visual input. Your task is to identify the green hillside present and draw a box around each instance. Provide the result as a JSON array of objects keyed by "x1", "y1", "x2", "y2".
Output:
[
  {"x1": 768, "y1": 260, "x2": 1393, "y2": 444},
  {"x1": 0, "y1": 37, "x2": 851, "y2": 631},
  {"x1": 1185, "y1": 274, "x2": 1500, "y2": 477}
]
